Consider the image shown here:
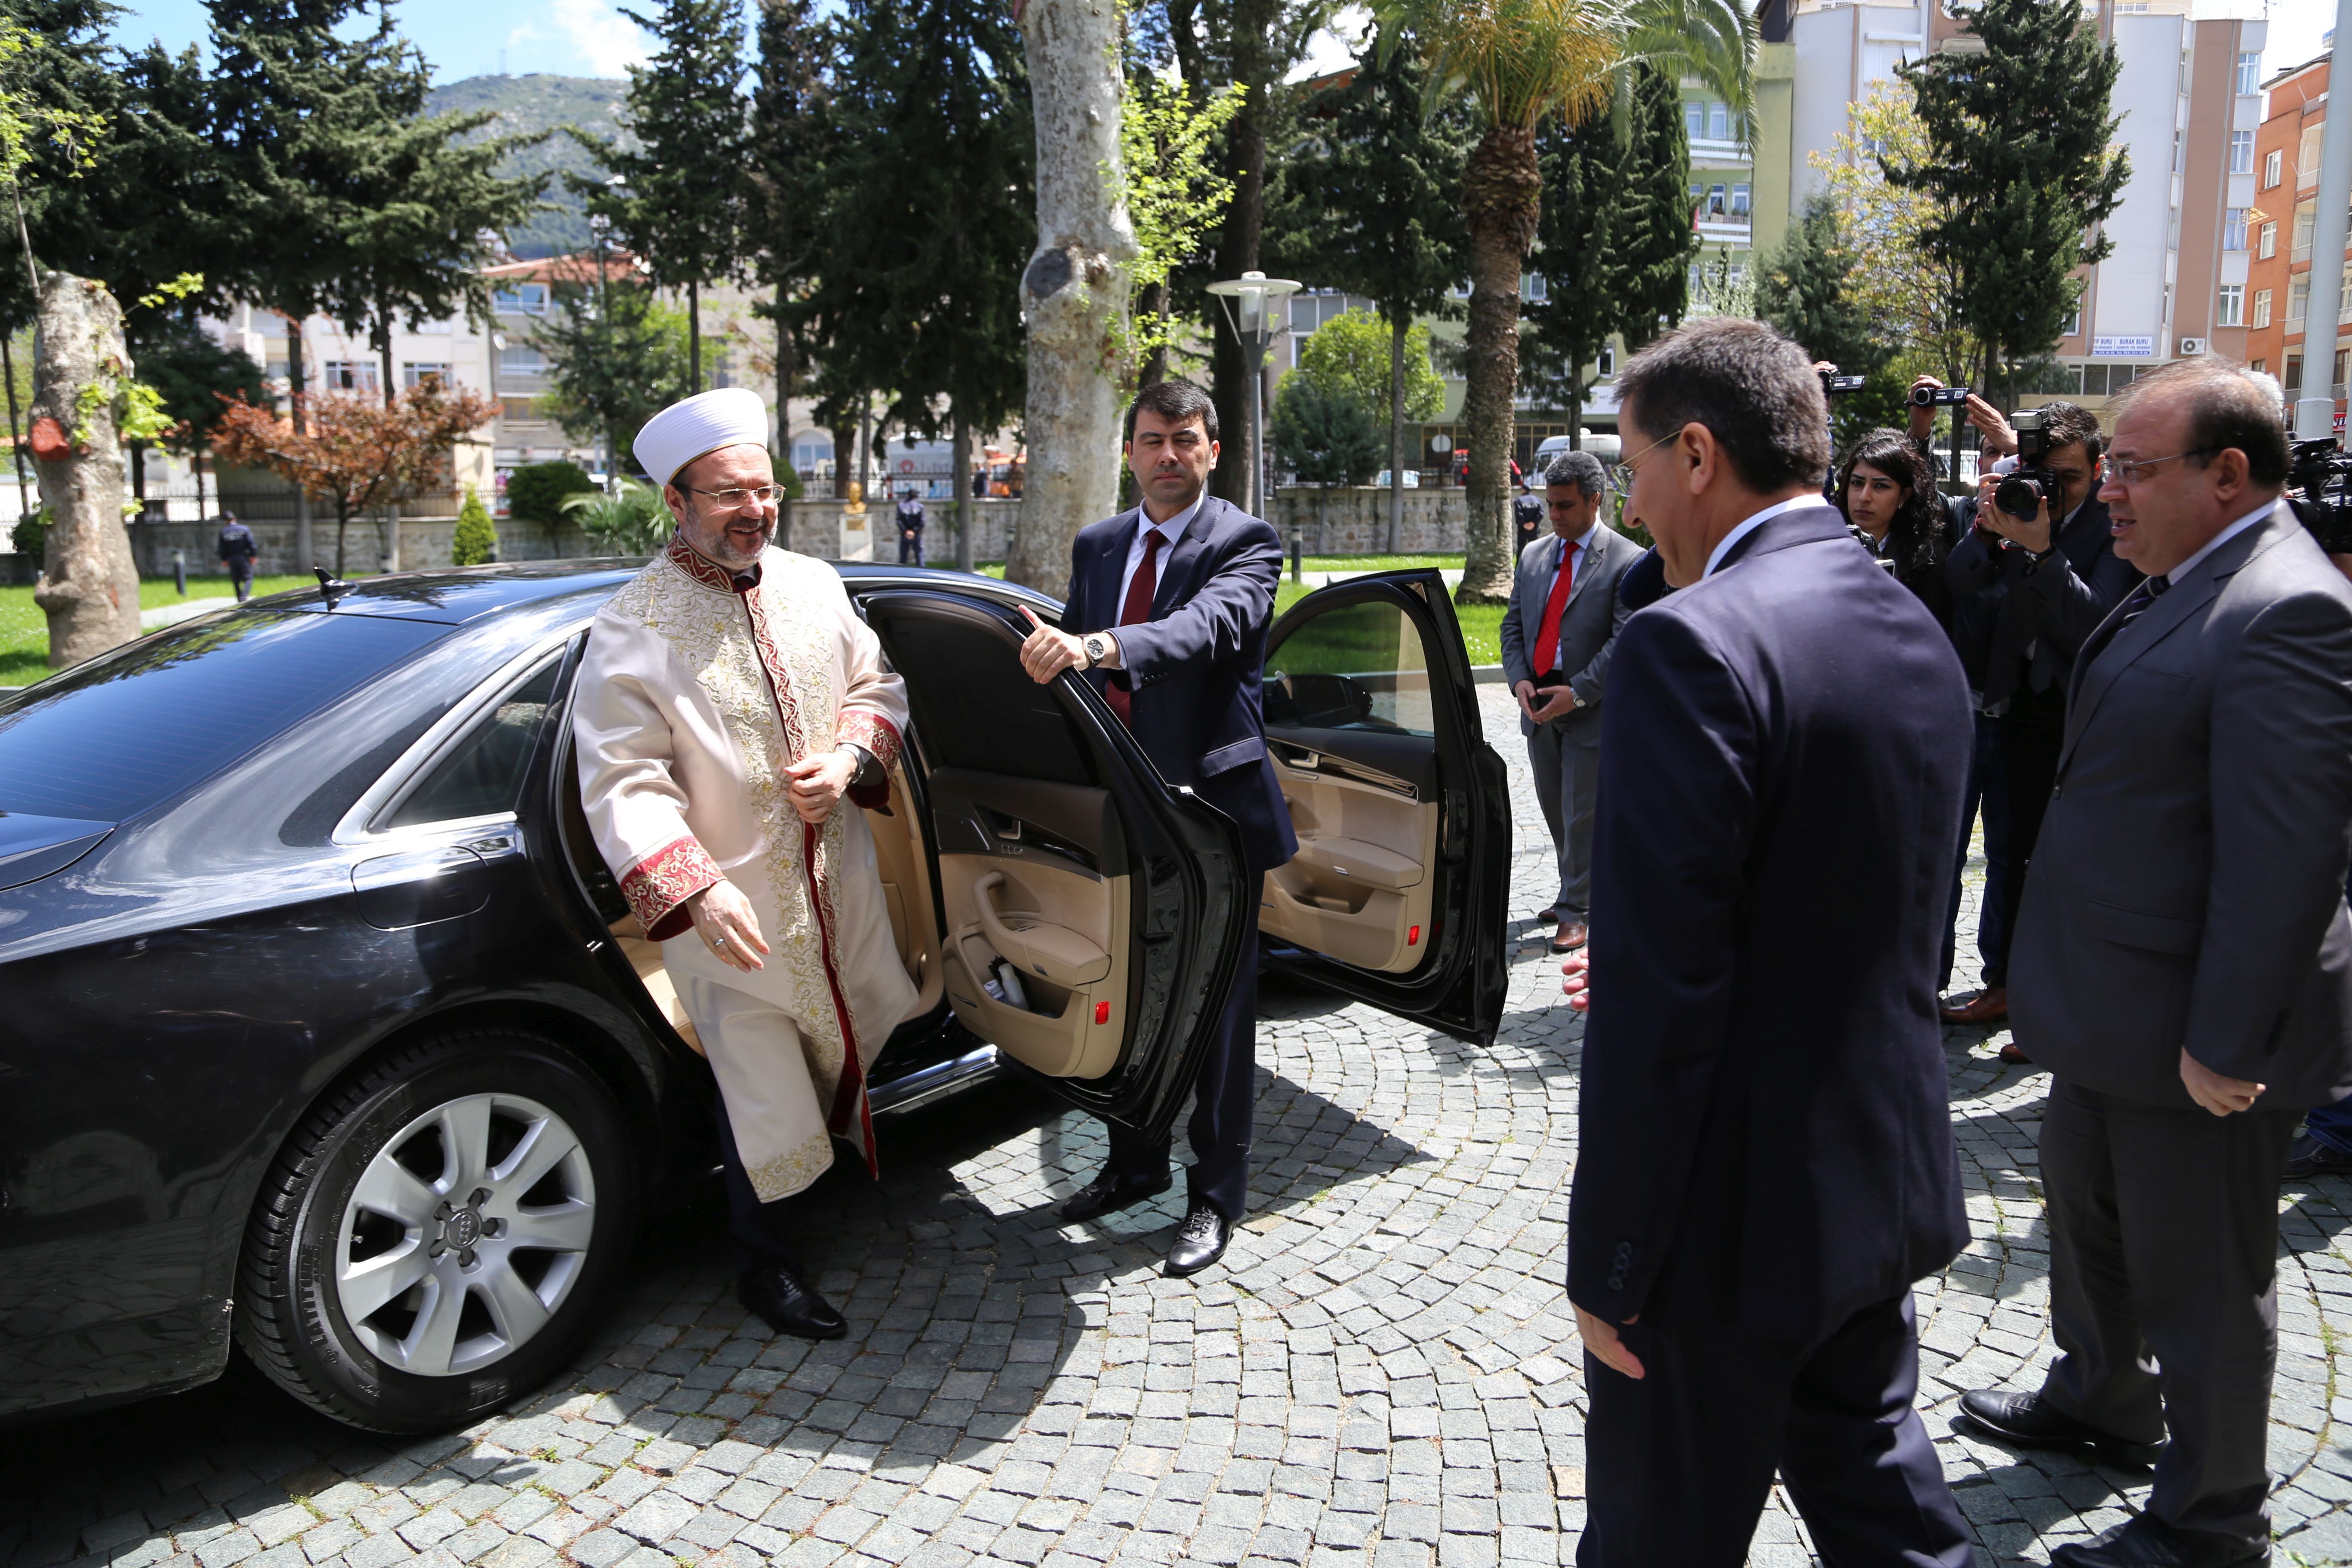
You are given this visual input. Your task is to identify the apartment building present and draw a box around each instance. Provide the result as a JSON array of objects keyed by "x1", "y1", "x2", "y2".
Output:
[
  {"x1": 1687, "y1": 86, "x2": 1755, "y2": 302},
  {"x1": 1750, "y1": 0, "x2": 2265, "y2": 407},
  {"x1": 2244, "y1": 52, "x2": 2344, "y2": 422}
]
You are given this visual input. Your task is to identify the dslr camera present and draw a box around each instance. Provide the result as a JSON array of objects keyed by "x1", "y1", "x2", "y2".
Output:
[
  {"x1": 2290, "y1": 437, "x2": 2352, "y2": 555},
  {"x1": 1994, "y1": 408, "x2": 2064, "y2": 523}
]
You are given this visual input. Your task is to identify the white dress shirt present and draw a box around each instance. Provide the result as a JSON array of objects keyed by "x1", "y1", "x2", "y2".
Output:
[
  {"x1": 1704, "y1": 493, "x2": 1822, "y2": 579},
  {"x1": 2160, "y1": 498, "x2": 2278, "y2": 591},
  {"x1": 1118, "y1": 489, "x2": 1207, "y2": 614}
]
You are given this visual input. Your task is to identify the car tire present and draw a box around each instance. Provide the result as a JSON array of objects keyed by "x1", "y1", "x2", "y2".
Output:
[{"x1": 236, "y1": 1026, "x2": 639, "y2": 1433}]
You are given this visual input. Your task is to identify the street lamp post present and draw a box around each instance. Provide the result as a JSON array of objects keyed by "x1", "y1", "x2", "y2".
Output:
[{"x1": 1206, "y1": 271, "x2": 1300, "y2": 518}]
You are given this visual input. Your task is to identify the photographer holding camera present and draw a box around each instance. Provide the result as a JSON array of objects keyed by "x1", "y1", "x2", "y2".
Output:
[{"x1": 1940, "y1": 401, "x2": 2141, "y2": 1034}]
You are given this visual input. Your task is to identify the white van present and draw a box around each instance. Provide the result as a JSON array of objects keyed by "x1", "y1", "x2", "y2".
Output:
[{"x1": 1533, "y1": 431, "x2": 1623, "y2": 469}]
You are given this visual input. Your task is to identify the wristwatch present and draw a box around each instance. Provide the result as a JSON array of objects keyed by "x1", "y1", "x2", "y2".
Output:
[{"x1": 1083, "y1": 634, "x2": 1110, "y2": 669}]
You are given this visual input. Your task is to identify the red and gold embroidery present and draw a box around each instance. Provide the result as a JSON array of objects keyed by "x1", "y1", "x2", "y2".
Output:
[
  {"x1": 838, "y1": 710, "x2": 903, "y2": 775},
  {"x1": 621, "y1": 836, "x2": 723, "y2": 939}
]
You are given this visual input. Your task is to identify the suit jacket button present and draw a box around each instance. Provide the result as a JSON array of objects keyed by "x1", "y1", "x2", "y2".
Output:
[{"x1": 1606, "y1": 1273, "x2": 1625, "y2": 1291}]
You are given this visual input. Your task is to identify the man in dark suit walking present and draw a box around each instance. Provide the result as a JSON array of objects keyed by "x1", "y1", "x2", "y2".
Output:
[
  {"x1": 1956, "y1": 360, "x2": 2352, "y2": 1568},
  {"x1": 1498, "y1": 449, "x2": 1635, "y2": 954},
  {"x1": 1562, "y1": 318, "x2": 1975, "y2": 1567},
  {"x1": 1015, "y1": 378, "x2": 1295, "y2": 1277}
]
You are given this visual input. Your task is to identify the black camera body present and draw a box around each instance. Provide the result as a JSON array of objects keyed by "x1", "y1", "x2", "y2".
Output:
[
  {"x1": 1820, "y1": 371, "x2": 1867, "y2": 395},
  {"x1": 1910, "y1": 384, "x2": 1971, "y2": 408},
  {"x1": 2290, "y1": 437, "x2": 2352, "y2": 555},
  {"x1": 1994, "y1": 407, "x2": 2063, "y2": 523}
]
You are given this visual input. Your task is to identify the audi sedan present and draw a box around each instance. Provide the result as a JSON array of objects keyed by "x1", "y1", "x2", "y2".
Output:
[{"x1": 0, "y1": 560, "x2": 1504, "y2": 1433}]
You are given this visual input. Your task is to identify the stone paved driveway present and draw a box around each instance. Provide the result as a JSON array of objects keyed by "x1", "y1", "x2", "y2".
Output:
[{"x1": 9, "y1": 687, "x2": 2352, "y2": 1567}]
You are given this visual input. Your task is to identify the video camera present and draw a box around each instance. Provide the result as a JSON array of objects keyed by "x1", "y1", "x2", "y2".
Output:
[
  {"x1": 2289, "y1": 437, "x2": 2352, "y2": 555},
  {"x1": 1994, "y1": 407, "x2": 2064, "y2": 523},
  {"x1": 1819, "y1": 368, "x2": 1868, "y2": 396},
  {"x1": 1911, "y1": 384, "x2": 1971, "y2": 408}
]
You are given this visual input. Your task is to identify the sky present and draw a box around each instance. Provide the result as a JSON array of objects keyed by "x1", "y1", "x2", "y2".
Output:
[{"x1": 98, "y1": 0, "x2": 2333, "y2": 97}]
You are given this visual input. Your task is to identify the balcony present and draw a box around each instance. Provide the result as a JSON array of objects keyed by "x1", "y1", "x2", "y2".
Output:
[{"x1": 1697, "y1": 217, "x2": 1752, "y2": 245}]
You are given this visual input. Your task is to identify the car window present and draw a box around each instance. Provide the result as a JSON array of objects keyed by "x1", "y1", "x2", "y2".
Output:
[
  {"x1": 1263, "y1": 597, "x2": 1435, "y2": 737},
  {"x1": 380, "y1": 659, "x2": 562, "y2": 828},
  {"x1": 0, "y1": 611, "x2": 446, "y2": 823}
]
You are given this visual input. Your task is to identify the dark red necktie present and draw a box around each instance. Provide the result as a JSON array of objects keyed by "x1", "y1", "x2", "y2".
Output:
[{"x1": 1104, "y1": 529, "x2": 1163, "y2": 729}]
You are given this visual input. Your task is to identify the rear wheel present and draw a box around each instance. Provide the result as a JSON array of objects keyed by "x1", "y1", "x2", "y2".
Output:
[{"x1": 237, "y1": 1027, "x2": 638, "y2": 1432}]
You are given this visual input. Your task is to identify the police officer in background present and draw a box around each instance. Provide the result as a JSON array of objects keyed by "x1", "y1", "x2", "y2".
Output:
[
  {"x1": 216, "y1": 511, "x2": 259, "y2": 601},
  {"x1": 894, "y1": 489, "x2": 926, "y2": 567}
]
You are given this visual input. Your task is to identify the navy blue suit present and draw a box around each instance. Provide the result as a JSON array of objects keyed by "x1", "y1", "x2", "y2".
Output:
[
  {"x1": 1064, "y1": 494, "x2": 1296, "y2": 1220},
  {"x1": 1570, "y1": 505, "x2": 1974, "y2": 1567}
]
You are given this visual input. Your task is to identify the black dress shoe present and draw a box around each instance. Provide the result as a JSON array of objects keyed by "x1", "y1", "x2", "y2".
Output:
[
  {"x1": 1164, "y1": 1204, "x2": 1231, "y2": 1277},
  {"x1": 1059, "y1": 1169, "x2": 1172, "y2": 1223},
  {"x1": 1959, "y1": 1388, "x2": 2164, "y2": 1466},
  {"x1": 2051, "y1": 1515, "x2": 2268, "y2": 1567},
  {"x1": 738, "y1": 1264, "x2": 847, "y2": 1340},
  {"x1": 2283, "y1": 1131, "x2": 2352, "y2": 1181}
]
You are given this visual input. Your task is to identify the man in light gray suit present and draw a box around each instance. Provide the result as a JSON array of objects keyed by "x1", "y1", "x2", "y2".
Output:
[
  {"x1": 1957, "y1": 359, "x2": 2352, "y2": 1568},
  {"x1": 1499, "y1": 450, "x2": 1637, "y2": 954}
]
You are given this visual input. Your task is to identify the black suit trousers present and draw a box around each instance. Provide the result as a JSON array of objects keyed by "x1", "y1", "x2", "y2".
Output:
[
  {"x1": 714, "y1": 1091, "x2": 805, "y2": 1276},
  {"x1": 1990, "y1": 680, "x2": 2067, "y2": 986},
  {"x1": 1109, "y1": 906, "x2": 1259, "y2": 1222},
  {"x1": 1578, "y1": 1291, "x2": 1971, "y2": 1568},
  {"x1": 2037, "y1": 1077, "x2": 2297, "y2": 1546}
]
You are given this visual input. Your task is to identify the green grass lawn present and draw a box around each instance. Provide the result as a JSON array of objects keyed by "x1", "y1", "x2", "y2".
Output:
[{"x1": 0, "y1": 574, "x2": 327, "y2": 686}]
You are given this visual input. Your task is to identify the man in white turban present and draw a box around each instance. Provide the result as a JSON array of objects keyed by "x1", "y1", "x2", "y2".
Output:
[{"x1": 573, "y1": 388, "x2": 918, "y2": 1338}]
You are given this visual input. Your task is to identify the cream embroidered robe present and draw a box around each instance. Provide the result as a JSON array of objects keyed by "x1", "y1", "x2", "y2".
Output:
[{"x1": 574, "y1": 536, "x2": 918, "y2": 1199}]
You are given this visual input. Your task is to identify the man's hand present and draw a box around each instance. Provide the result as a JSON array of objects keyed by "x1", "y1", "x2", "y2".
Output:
[
  {"x1": 783, "y1": 750, "x2": 858, "y2": 824},
  {"x1": 2181, "y1": 1048, "x2": 2265, "y2": 1117},
  {"x1": 687, "y1": 879, "x2": 770, "y2": 971},
  {"x1": 1528, "y1": 686, "x2": 1578, "y2": 725},
  {"x1": 1512, "y1": 679, "x2": 1539, "y2": 725},
  {"x1": 1965, "y1": 394, "x2": 2018, "y2": 456},
  {"x1": 1561, "y1": 949, "x2": 1590, "y2": 1013},
  {"x1": 1017, "y1": 605, "x2": 1096, "y2": 684},
  {"x1": 1977, "y1": 493, "x2": 2054, "y2": 557},
  {"x1": 1574, "y1": 1302, "x2": 1643, "y2": 1380},
  {"x1": 1908, "y1": 375, "x2": 1944, "y2": 441}
]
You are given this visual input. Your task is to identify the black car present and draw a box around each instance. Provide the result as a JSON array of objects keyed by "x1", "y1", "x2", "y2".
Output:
[{"x1": 0, "y1": 560, "x2": 1505, "y2": 1433}]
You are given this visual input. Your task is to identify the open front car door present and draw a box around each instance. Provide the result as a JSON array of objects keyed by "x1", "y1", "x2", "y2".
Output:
[{"x1": 1256, "y1": 570, "x2": 1508, "y2": 1044}]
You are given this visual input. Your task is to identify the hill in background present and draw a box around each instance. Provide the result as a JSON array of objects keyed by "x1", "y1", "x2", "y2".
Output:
[{"x1": 426, "y1": 74, "x2": 632, "y2": 259}]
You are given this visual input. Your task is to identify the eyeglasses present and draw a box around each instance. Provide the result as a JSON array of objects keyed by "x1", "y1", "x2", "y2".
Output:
[
  {"x1": 2107, "y1": 448, "x2": 2217, "y2": 485},
  {"x1": 1609, "y1": 432, "x2": 1680, "y2": 497},
  {"x1": 683, "y1": 484, "x2": 786, "y2": 509}
]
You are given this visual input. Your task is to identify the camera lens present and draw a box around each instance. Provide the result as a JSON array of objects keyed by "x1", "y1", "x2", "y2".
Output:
[
  {"x1": 1909, "y1": 386, "x2": 1933, "y2": 407},
  {"x1": 1994, "y1": 474, "x2": 2045, "y2": 520}
]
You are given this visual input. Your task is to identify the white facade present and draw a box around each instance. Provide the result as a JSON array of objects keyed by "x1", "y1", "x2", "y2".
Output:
[{"x1": 1785, "y1": 0, "x2": 1935, "y2": 215}]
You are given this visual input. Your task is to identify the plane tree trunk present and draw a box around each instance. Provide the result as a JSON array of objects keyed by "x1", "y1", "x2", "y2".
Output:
[{"x1": 29, "y1": 270, "x2": 143, "y2": 668}]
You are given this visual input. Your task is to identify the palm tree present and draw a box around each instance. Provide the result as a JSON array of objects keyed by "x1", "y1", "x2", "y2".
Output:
[{"x1": 1373, "y1": 0, "x2": 1755, "y2": 602}]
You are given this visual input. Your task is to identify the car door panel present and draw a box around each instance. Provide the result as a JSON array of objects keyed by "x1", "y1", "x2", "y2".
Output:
[{"x1": 1258, "y1": 573, "x2": 1508, "y2": 1043}]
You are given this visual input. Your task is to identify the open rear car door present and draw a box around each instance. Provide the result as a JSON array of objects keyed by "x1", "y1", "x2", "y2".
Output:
[
  {"x1": 1255, "y1": 570, "x2": 1508, "y2": 1044},
  {"x1": 858, "y1": 589, "x2": 1256, "y2": 1147}
]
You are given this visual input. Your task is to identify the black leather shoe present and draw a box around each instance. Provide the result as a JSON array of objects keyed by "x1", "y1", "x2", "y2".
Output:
[
  {"x1": 2283, "y1": 1131, "x2": 2352, "y2": 1181},
  {"x1": 1959, "y1": 1388, "x2": 2164, "y2": 1466},
  {"x1": 2051, "y1": 1515, "x2": 2268, "y2": 1567},
  {"x1": 738, "y1": 1264, "x2": 847, "y2": 1341},
  {"x1": 1164, "y1": 1204, "x2": 1231, "y2": 1277},
  {"x1": 1059, "y1": 1169, "x2": 1172, "y2": 1223}
]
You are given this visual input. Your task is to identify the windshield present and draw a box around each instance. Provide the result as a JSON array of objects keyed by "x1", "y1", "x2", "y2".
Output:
[{"x1": 0, "y1": 610, "x2": 447, "y2": 822}]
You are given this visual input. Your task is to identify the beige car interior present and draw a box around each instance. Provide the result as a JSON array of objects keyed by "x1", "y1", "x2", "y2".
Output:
[{"x1": 1261, "y1": 744, "x2": 1439, "y2": 973}]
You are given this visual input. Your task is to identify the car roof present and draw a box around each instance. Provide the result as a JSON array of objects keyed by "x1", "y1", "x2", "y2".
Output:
[{"x1": 258, "y1": 557, "x2": 1063, "y2": 625}]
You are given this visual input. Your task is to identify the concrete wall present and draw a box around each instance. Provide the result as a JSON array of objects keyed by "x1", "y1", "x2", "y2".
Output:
[{"x1": 1266, "y1": 486, "x2": 1469, "y2": 554}]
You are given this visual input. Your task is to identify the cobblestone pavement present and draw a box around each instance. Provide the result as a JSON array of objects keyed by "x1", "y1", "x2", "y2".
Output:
[{"x1": 10, "y1": 687, "x2": 2352, "y2": 1567}]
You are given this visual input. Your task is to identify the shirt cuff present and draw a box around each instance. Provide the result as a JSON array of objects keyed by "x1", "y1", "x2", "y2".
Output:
[{"x1": 621, "y1": 836, "x2": 723, "y2": 941}]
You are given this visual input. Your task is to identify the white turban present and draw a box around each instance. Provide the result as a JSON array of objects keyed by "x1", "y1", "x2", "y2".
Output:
[{"x1": 633, "y1": 388, "x2": 770, "y2": 488}]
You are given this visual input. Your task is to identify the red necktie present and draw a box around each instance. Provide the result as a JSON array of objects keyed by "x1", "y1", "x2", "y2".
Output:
[
  {"x1": 1104, "y1": 530, "x2": 1164, "y2": 729},
  {"x1": 1531, "y1": 542, "x2": 1576, "y2": 677}
]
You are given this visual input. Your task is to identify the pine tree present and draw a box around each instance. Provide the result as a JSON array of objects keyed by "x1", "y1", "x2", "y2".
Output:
[
  {"x1": 450, "y1": 484, "x2": 496, "y2": 565},
  {"x1": 1891, "y1": 0, "x2": 2126, "y2": 400},
  {"x1": 583, "y1": 0, "x2": 748, "y2": 393},
  {"x1": 1273, "y1": 24, "x2": 1469, "y2": 547},
  {"x1": 1755, "y1": 192, "x2": 1904, "y2": 446},
  {"x1": 540, "y1": 278, "x2": 693, "y2": 474},
  {"x1": 1519, "y1": 104, "x2": 1622, "y2": 445},
  {"x1": 1608, "y1": 64, "x2": 1697, "y2": 353}
]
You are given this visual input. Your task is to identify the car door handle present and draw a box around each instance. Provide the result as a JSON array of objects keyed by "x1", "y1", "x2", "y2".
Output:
[{"x1": 351, "y1": 845, "x2": 490, "y2": 930}]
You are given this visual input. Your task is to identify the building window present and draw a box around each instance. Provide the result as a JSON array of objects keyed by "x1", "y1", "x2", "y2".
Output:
[
  {"x1": 402, "y1": 362, "x2": 450, "y2": 388},
  {"x1": 2173, "y1": 130, "x2": 2184, "y2": 173},
  {"x1": 2061, "y1": 304, "x2": 2082, "y2": 337},
  {"x1": 500, "y1": 396, "x2": 543, "y2": 422},
  {"x1": 2254, "y1": 288, "x2": 2272, "y2": 329},
  {"x1": 2303, "y1": 124, "x2": 2326, "y2": 178},
  {"x1": 1708, "y1": 183, "x2": 1727, "y2": 217},
  {"x1": 2167, "y1": 206, "x2": 2180, "y2": 249},
  {"x1": 2236, "y1": 51, "x2": 2260, "y2": 94},
  {"x1": 1597, "y1": 346, "x2": 1616, "y2": 377},
  {"x1": 2291, "y1": 275, "x2": 2311, "y2": 324},
  {"x1": 2251, "y1": 358, "x2": 2266, "y2": 374},
  {"x1": 2296, "y1": 200, "x2": 2318, "y2": 259},
  {"x1": 2217, "y1": 285, "x2": 2243, "y2": 326},
  {"x1": 2231, "y1": 130, "x2": 2254, "y2": 173},
  {"x1": 321, "y1": 361, "x2": 379, "y2": 395},
  {"x1": 2287, "y1": 354, "x2": 2303, "y2": 395},
  {"x1": 2223, "y1": 208, "x2": 2247, "y2": 250},
  {"x1": 2266, "y1": 148, "x2": 2283, "y2": 187},
  {"x1": 1684, "y1": 102, "x2": 1703, "y2": 140},
  {"x1": 2260, "y1": 220, "x2": 2277, "y2": 258},
  {"x1": 493, "y1": 283, "x2": 549, "y2": 315},
  {"x1": 1708, "y1": 101, "x2": 1730, "y2": 141},
  {"x1": 1731, "y1": 183, "x2": 1751, "y2": 217},
  {"x1": 499, "y1": 345, "x2": 548, "y2": 376}
]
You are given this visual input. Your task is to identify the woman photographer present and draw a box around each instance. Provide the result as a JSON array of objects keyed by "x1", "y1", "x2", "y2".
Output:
[{"x1": 1836, "y1": 428, "x2": 1956, "y2": 637}]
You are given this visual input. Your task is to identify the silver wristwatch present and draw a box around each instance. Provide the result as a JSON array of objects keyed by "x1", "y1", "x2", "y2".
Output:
[{"x1": 1083, "y1": 634, "x2": 1110, "y2": 669}]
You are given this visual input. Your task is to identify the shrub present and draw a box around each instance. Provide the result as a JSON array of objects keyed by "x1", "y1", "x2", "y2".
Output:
[
  {"x1": 562, "y1": 480, "x2": 671, "y2": 556},
  {"x1": 504, "y1": 460, "x2": 597, "y2": 526},
  {"x1": 10, "y1": 506, "x2": 51, "y2": 560},
  {"x1": 451, "y1": 487, "x2": 498, "y2": 566}
]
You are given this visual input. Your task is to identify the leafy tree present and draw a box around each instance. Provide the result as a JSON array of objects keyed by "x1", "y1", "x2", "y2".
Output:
[
  {"x1": 1274, "y1": 24, "x2": 1468, "y2": 547},
  {"x1": 561, "y1": 477, "x2": 668, "y2": 554},
  {"x1": 1271, "y1": 372, "x2": 1382, "y2": 544},
  {"x1": 1292, "y1": 309, "x2": 1446, "y2": 426},
  {"x1": 582, "y1": 0, "x2": 748, "y2": 393},
  {"x1": 1124, "y1": 72, "x2": 1247, "y2": 389},
  {"x1": 1755, "y1": 192, "x2": 1905, "y2": 445},
  {"x1": 1811, "y1": 83, "x2": 1976, "y2": 387},
  {"x1": 1890, "y1": 0, "x2": 2126, "y2": 403},
  {"x1": 746, "y1": 0, "x2": 830, "y2": 547},
  {"x1": 505, "y1": 460, "x2": 596, "y2": 542},
  {"x1": 1608, "y1": 62, "x2": 1697, "y2": 352},
  {"x1": 138, "y1": 312, "x2": 270, "y2": 521},
  {"x1": 450, "y1": 484, "x2": 495, "y2": 565},
  {"x1": 539, "y1": 279, "x2": 692, "y2": 478},
  {"x1": 1520, "y1": 103, "x2": 1620, "y2": 442},
  {"x1": 211, "y1": 377, "x2": 497, "y2": 574}
]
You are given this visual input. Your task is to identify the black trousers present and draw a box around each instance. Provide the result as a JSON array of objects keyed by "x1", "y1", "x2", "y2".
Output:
[
  {"x1": 1108, "y1": 907, "x2": 1259, "y2": 1222},
  {"x1": 714, "y1": 1092, "x2": 805, "y2": 1276},
  {"x1": 898, "y1": 533, "x2": 924, "y2": 566},
  {"x1": 227, "y1": 560, "x2": 254, "y2": 601},
  {"x1": 2036, "y1": 1077, "x2": 2297, "y2": 1547},
  {"x1": 1578, "y1": 1291, "x2": 1971, "y2": 1568},
  {"x1": 1988, "y1": 679, "x2": 2066, "y2": 986}
]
